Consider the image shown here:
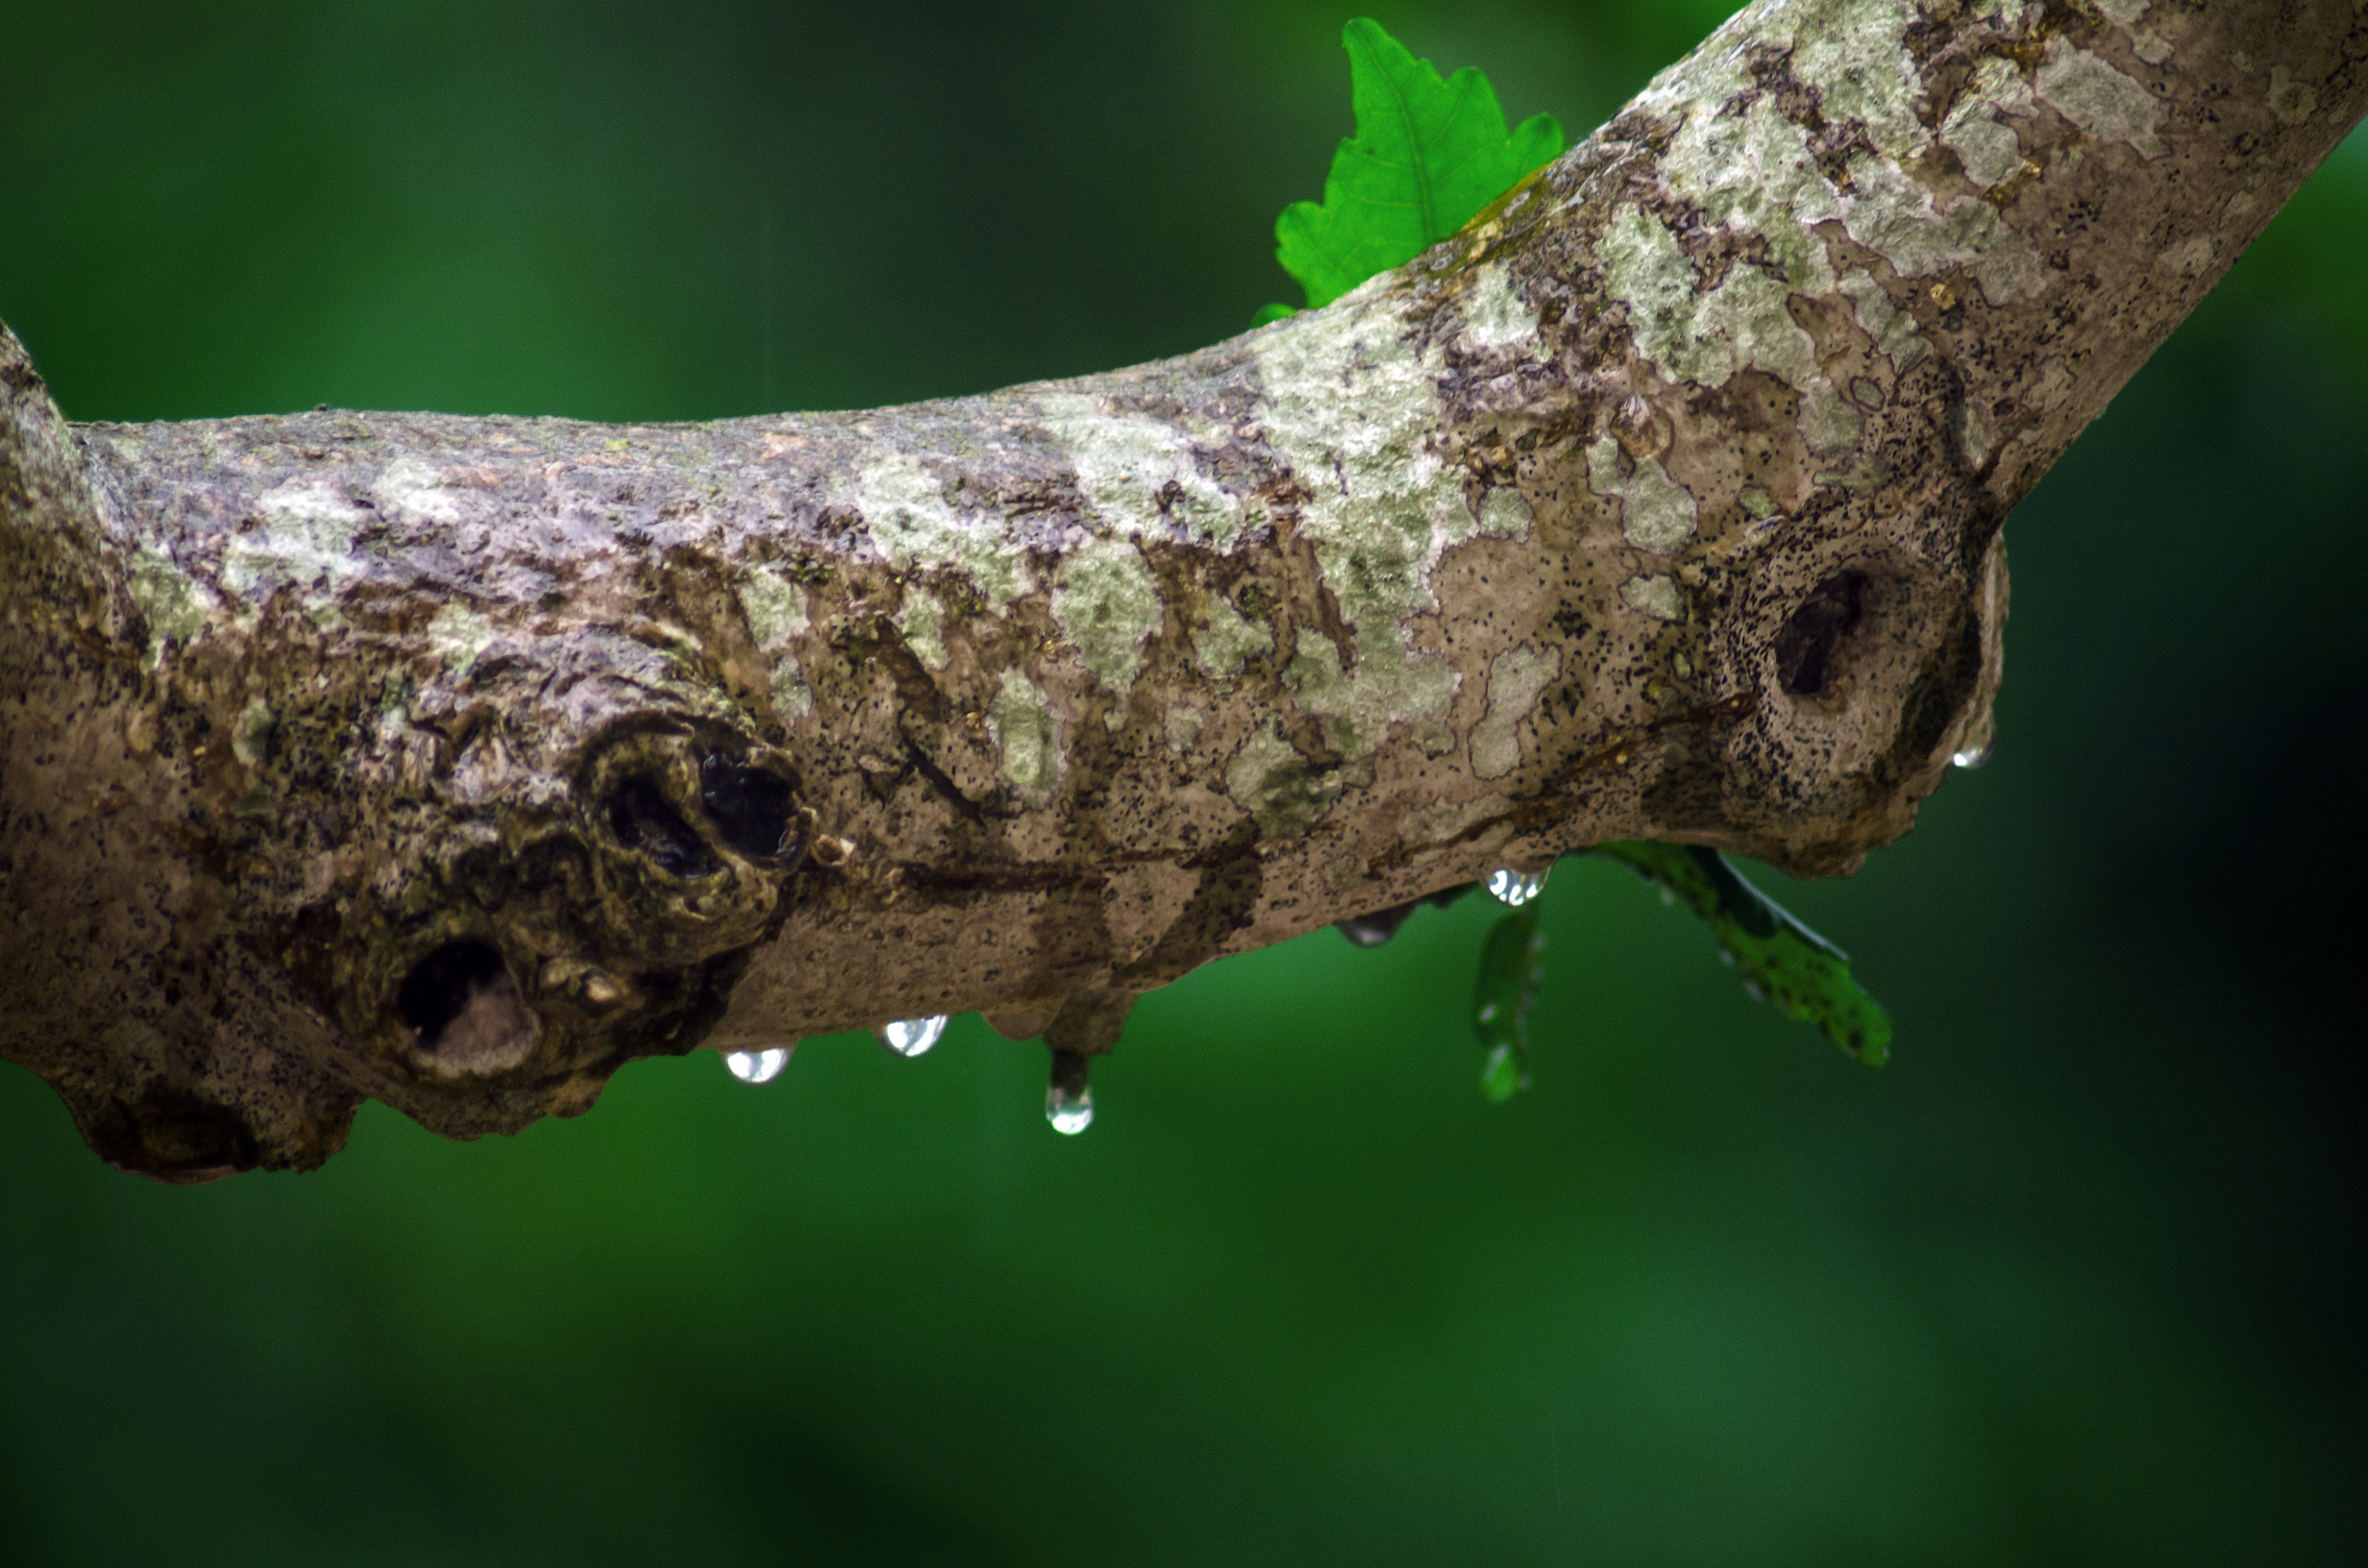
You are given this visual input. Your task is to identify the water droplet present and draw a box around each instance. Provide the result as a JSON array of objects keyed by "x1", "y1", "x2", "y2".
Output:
[
  {"x1": 1659, "y1": 886, "x2": 1676, "y2": 907},
  {"x1": 1337, "y1": 902, "x2": 1415, "y2": 947},
  {"x1": 1951, "y1": 741, "x2": 1992, "y2": 769},
  {"x1": 877, "y1": 1015, "x2": 949, "y2": 1057},
  {"x1": 1339, "y1": 883, "x2": 1479, "y2": 946},
  {"x1": 1741, "y1": 979, "x2": 1767, "y2": 1004},
  {"x1": 1486, "y1": 866, "x2": 1548, "y2": 907},
  {"x1": 1047, "y1": 1083, "x2": 1094, "y2": 1134},
  {"x1": 724, "y1": 1045, "x2": 791, "y2": 1084},
  {"x1": 1046, "y1": 1049, "x2": 1094, "y2": 1134}
]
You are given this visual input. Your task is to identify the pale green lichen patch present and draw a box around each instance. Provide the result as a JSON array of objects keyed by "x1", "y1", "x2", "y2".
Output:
[
  {"x1": 1594, "y1": 96, "x2": 1887, "y2": 457},
  {"x1": 989, "y1": 670, "x2": 1061, "y2": 800},
  {"x1": 1050, "y1": 541, "x2": 1161, "y2": 698},
  {"x1": 370, "y1": 456, "x2": 465, "y2": 527},
  {"x1": 2160, "y1": 235, "x2": 2216, "y2": 278},
  {"x1": 1193, "y1": 590, "x2": 1272, "y2": 683},
  {"x1": 1457, "y1": 265, "x2": 1539, "y2": 349},
  {"x1": 847, "y1": 448, "x2": 1031, "y2": 608},
  {"x1": 1470, "y1": 645, "x2": 1560, "y2": 779},
  {"x1": 1476, "y1": 485, "x2": 1532, "y2": 538},
  {"x1": 128, "y1": 546, "x2": 214, "y2": 654},
  {"x1": 1285, "y1": 625, "x2": 1458, "y2": 760},
  {"x1": 1813, "y1": 453, "x2": 1893, "y2": 492},
  {"x1": 738, "y1": 567, "x2": 814, "y2": 716},
  {"x1": 1586, "y1": 437, "x2": 1698, "y2": 551},
  {"x1": 224, "y1": 479, "x2": 371, "y2": 600},
  {"x1": 1942, "y1": 99, "x2": 2025, "y2": 187},
  {"x1": 1839, "y1": 271, "x2": 1928, "y2": 374},
  {"x1": 1953, "y1": 400, "x2": 1995, "y2": 467},
  {"x1": 1251, "y1": 292, "x2": 1470, "y2": 621},
  {"x1": 1838, "y1": 155, "x2": 2042, "y2": 304},
  {"x1": 1782, "y1": 0, "x2": 1930, "y2": 156},
  {"x1": 769, "y1": 665, "x2": 813, "y2": 721},
  {"x1": 427, "y1": 603, "x2": 497, "y2": 678},
  {"x1": 2036, "y1": 39, "x2": 2165, "y2": 159},
  {"x1": 1164, "y1": 704, "x2": 1203, "y2": 753},
  {"x1": 1620, "y1": 575, "x2": 1684, "y2": 621},
  {"x1": 1599, "y1": 204, "x2": 1700, "y2": 365},
  {"x1": 1247, "y1": 291, "x2": 1472, "y2": 759},
  {"x1": 2268, "y1": 67, "x2": 2320, "y2": 126},
  {"x1": 737, "y1": 568, "x2": 809, "y2": 649},
  {"x1": 1665, "y1": 98, "x2": 1843, "y2": 291},
  {"x1": 1224, "y1": 721, "x2": 1340, "y2": 838},
  {"x1": 1965, "y1": 53, "x2": 2036, "y2": 119},
  {"x1": 232, "y1": 698, "x2": 276, "y2": 770},
  {"x1": 2092, "y1": 0, "x2": 2172, "y2": 65},
  {"x1": 1621, "y1": 0, "x2": 2048, "y2": 344},
  {"x1": 1036, "y1": 393, "x2": 1246, "y2": 548},
  {"x1": 1799, "y1": 387, "x2": 1864, "y2": 456},
  {"x1": 2027, "y1": 356, "x2": 2074, "y2": 412},
  {"x1": 1601, "y1": 203, "x2": 1826, "y2": 391},
  {"x1": 896, "y1": 585, "x2": 949, "y2": 671}
]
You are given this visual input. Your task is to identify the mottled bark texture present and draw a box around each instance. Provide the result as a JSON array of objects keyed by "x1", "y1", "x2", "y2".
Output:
[{"x1": 4, "y1": 0, "x2": 2361, "y2": 1180}]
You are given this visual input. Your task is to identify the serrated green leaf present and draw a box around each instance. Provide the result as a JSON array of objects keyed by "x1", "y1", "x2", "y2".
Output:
[
  {"x1": 1594, "y1": 843, "x2": 1893, "y2": 1066},
  {"x1": 1472, "y1": 901, "x2": 1544, "y2": 1101},
  {"x1": 1272, "y1": 18, "x2": 1566, "y2": 310}
]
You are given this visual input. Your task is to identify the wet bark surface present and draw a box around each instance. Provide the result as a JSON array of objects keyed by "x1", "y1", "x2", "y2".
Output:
[{"x1": 4, "y1": 0, "x2": 2360, "y2": 1179}]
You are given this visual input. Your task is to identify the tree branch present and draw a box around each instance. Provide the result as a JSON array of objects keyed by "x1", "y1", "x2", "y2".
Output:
[{"x1": 4, "y1": 0, "x2": 2360, "y2": 1180}]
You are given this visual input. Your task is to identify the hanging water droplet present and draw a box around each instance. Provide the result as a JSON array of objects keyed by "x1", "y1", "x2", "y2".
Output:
[
  {"x1": 1047, "y1": 1083, "x2": 1094, "y2": 1134},
  {"x1": 1338, "y1": 883, "x2": 1479, "y2": 946},
  {"x1": 1337, "y1": 901, "x2": 1416, "y2": 947},
  {"x1": 1046, "y1": 1049, "x2": 1094, "y2": 1135},
  {"x1": 1659, "y1": 885, "x2": 1677, "y2": 907},
  {"x1": 1486, "y1": 866, "x2": 1548, "y2": 907},
  {"x1": 724, "y1": 1045, "x2": 791, "y2": 1084},
  {"x1": 1951, "y1": 741, "x2": 1992, "y2": 769},
  {"x1": 877, "y1": 1015, "x2": 949, "y2": 1057}
]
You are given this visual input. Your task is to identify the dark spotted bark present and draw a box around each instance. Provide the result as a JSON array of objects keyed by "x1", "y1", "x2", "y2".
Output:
[{"x1": 4, "y1": 0, "x2": 2360, "y2": 1179}]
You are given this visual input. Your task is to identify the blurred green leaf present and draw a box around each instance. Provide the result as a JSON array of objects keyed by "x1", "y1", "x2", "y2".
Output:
[
  {"x1": 1594, "y1": 842, "x2": 1892, "y2": 1066},
  {"x1": 1472, "y1": 901, "x2": 1544, "y2": 1100},
  {"x1": 1271, "y1": 17, "x2": 1565, "y2": 309}
]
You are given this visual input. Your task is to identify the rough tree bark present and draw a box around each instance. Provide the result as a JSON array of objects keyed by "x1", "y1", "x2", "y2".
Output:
[{"x1": 2, "y1": 0, "x2": 2359, "y2": 1181}]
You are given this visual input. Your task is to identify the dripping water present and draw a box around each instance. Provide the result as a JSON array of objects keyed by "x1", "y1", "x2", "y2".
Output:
[
  {"x1": 1047, "y1": 1049, "x2": 1095, "y2": 1135},
  {"x1": 1487, "y1": 866, "x2": 1548, "y2": 907},
  {"x1": 878, "y1": 1015, "x2": 950, "y2": 1057},
  {"x1": 724, "y1": 1045, "x2": 791, "y2": 1084}
]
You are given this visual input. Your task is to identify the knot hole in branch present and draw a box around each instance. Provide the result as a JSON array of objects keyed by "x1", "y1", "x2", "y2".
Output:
[
  {"x1": 1774, "y1": 570, "x2": 1868, "y2": 699},
  {"x1": 396, "y1": 938, "x2": 539, "y2": 1076}
]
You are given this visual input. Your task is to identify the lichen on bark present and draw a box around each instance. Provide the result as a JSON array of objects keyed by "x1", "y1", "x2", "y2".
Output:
[{"x1": 3, "y1": 0, "x2": 2361, "y2": 1180}]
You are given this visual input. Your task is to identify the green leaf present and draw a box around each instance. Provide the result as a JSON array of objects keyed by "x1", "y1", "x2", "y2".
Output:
[
  {"x1": 1593, "y1": 843, "x2": 1893, "y2": 1066},
  {"x1": 1471, "y1": 901, "x2": 1544, "y2": 1101},
  {"x1": 1272, "y1": 18, "x2": 1566, "y2": 310}
]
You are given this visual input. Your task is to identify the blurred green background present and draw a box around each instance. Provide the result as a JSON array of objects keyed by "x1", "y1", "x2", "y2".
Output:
[{"x1": 3, "y1": 2, "x2": 2362, "y2": 1561}]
